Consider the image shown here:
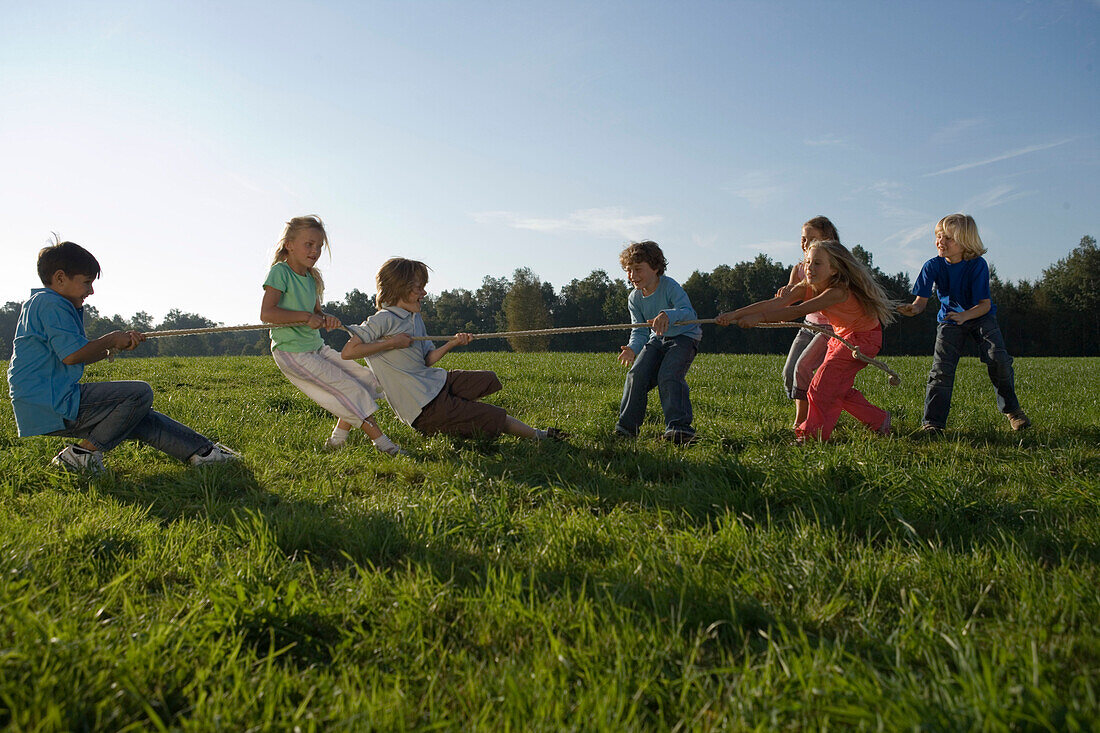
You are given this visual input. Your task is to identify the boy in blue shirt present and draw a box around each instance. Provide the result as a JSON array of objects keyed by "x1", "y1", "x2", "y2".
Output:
[
  {"x1": 7, "y1": 240, "x2": 239, "y2": 473},
  {"x1": 615, "y1": 240, "x2": 702, "y2": 444},
  {"x1": 898, "y1": 213, "x2": 1030, "y2": 433}
]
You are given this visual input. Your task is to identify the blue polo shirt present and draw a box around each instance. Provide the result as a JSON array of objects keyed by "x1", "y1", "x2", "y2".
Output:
[
  {"x1": 912, "y1": 256, "x2": 997, "y2": 323},
  {"x1": 6, "y1": 288, "x2": 89, "y2": 436}
]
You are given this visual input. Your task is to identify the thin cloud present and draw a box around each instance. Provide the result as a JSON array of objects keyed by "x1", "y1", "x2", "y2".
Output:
[
  {"x1": 886, "y1": 222, "x2": 935, "y2": 250},
  {"x1": 923, "y1": 139, "x2": 1074, "y2": 177},
  {"x1": 963, "y1": 184, "x2": 1032, "y2": 211},
  {"x1": 471, "y1": 207, "x2": 663, "y2": 240}
]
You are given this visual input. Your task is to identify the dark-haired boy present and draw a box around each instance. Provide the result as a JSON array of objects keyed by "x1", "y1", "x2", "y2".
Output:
[
  {"x1": 615, "y1": 240, "x2": 701, "y2": 444},
  {"x1": 6, "y1": 240, "x2": 238, "y2": 473}
]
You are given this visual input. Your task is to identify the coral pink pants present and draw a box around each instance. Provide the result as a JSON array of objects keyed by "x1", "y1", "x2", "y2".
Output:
[{"x1": 796, "y1": 327, "x2": 887, "y2": 441}]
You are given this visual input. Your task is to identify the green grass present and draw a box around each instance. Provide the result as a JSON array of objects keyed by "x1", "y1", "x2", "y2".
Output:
[{"x1": 1, "y1": 353, "x2": 1097, "y2": 730}]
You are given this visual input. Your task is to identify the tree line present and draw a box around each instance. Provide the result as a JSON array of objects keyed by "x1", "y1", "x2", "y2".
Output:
[{"x1": 1, "y1": 236, "x2": 1096, "y2": 360}]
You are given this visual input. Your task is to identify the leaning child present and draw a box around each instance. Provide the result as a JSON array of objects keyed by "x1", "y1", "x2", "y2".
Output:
[
  {"x1": 341, "y1": 258, "x2": 566, "y2": 443},
  {"x1": 7, "y1": 240, "x2": 238, "y2": 473},
  {"x1": 260, "y1": 215, "x2": 404, "y2": 454},
  {"x1": 717, "y1": 240, "x2": 895, "y2": 442}
]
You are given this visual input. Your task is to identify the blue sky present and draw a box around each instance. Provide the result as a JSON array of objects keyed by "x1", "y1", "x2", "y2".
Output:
[{"x1": 2, "y1": 0, "x2": 1097, "y2": 326}]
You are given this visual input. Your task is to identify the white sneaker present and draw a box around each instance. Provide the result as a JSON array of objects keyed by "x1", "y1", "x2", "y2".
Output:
[
  {"x1": 51, "y1": 445, "x2": 105, "y2": 474},
  {"x1": 323, "y1": 436, "x2": 347, "y2": 451},
  {"x1": 190, "y1": 442, "x2": 240, "y2": 466}
]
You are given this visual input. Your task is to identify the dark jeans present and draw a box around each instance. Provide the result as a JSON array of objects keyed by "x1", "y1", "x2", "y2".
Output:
[
  {"x1": 924, "y1": 313, "x2": 1020, "y2": 429},
  {"x1": 616, "y1": 335, "x2": 698, "y2": 436},
  {"x1": 48, "y1": 381, "x2": 212, "y2": 461}
]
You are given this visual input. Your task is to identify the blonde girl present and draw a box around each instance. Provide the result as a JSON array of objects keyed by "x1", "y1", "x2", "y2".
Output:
[
  {"x1": 260, "y1": 215, "x2": 404, "y2": 454},
  {"x1": 779, "y1": 216, "x2": 839, "y2": 428},
  {"x1": 898, "y1": 214, "x2": 1029, "y2": 432},
  {"x1": 717, "y1": 240, "x2": 895, "y2": 441}
]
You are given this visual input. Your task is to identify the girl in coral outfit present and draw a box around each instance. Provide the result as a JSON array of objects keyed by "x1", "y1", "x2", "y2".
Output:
[{"x1": 717, "y1": 240, "x2": 896, "y2": 441}]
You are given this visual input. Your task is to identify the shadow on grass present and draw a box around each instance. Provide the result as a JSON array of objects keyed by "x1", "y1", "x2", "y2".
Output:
[{"x1": 454, "y1": 431, "x2": 1100, "y2": 568}]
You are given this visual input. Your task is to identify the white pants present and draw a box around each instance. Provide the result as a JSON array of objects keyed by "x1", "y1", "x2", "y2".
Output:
[{"x1": 272, "y1": 345, "x2": 382, "y2": 425}]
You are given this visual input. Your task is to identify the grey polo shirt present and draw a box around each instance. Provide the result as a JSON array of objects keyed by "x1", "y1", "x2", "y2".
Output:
[{"x1": 346, "y1": 306, "x2": 447, "y2": 426}]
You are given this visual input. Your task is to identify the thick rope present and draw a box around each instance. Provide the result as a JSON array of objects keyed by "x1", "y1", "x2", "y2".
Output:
[{"x1": 139, "y1": 317, "x2": 900, "y2": 385}]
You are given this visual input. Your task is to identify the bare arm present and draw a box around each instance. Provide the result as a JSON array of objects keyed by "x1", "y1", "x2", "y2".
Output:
[
  {"x1": 426, "y1": 333, "x2": 473, "y2": 366},
  {"x1": 897, "y1": 295, "x2": 929, "y2": 317},
  {"x1": 341, "y1": 332, "x2": 413, "y2": 360},
  {"x1": 945, "y1": 298, "x2": 991, "y2": 324},
  {"x1": 734, "y1": 286, "x2": 848, "y2": 328},
  {"x1": 715, "y1": 284, "x2": 808, "y2": 326},
  {"x1": 62, "y1": 330, "x2": 143, "y2": 365},
  {"x1": 261, "y1": 286, "x2": 333, "y2": 329}
]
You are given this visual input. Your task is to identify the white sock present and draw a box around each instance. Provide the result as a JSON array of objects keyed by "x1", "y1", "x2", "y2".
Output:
[
  {"x1": 533, "y1": 428, "x2": 548, "y2": 440},
  {"x1": 372, "y1": 435, "x2": 400, "y2": 454},
  {"x1": 329, "y1": 426, "x2": 350, "y2": 445}
]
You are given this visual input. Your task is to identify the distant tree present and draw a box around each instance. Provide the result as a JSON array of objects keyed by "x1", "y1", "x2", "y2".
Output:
[
  {"x1": 155, "y1": 309, "x2": 219, "y2": 356},
  {"x1": 503, "y1": 268, "x2": 552, "y2": 352},
  {"x1": 556, "y1": 269, "x2": 629, "y2": 352},
  {"x1": 1036, "y1": 235, "x2": 1099, "y2": 355},
  {"x1": 472, "y1": 276, "x2": 509, "y2": 351},
  {"x1": 0, "y1": 301, "x2": 23, "y2": 360}
]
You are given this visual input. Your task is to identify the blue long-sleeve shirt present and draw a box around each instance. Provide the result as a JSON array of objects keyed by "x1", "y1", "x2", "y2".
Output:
[{"x1": 625, "y1": 275, "x2": 702, "y2": 355}]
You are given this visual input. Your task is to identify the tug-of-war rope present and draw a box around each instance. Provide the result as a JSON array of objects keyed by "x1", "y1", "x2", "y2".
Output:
[{"x1": 139, "y1": 318, "x2": 901, "y2": 386}]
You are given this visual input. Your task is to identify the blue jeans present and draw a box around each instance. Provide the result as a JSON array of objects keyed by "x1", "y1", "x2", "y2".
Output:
[
  {"x1": 48, "y1": 381, "x2": 212, "y2": 462},
  {"x1": 924, "y1": 314, "x2": 1020, "y2": 429},
  {"x1": 616, "y1": 335, "x2": 698, "y2": 436},
  {"x1": 783, "y1": 325, "x2": 832, "y2": 400}
]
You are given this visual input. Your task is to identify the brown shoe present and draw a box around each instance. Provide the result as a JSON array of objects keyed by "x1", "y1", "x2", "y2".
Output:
[{"x1": 1007, "y1": 410, "x2": 1031, "y2": 431}]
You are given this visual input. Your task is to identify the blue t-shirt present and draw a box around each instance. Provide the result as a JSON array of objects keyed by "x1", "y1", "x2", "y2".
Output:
[
  {"x1": 912, "y1": 256, "x2": 997, "y2": 323},
  {"x1": 6, "y1": 288, "x2": 89, "y2": 436},
  {"x1": 625, "y1": 275, "x2": 702, "y2": 355}
]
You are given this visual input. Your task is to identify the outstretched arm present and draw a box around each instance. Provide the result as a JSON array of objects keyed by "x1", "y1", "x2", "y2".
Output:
[
  {"x1": 897, "y1": 295, "x2": 929, "y2": 317},
  {"x1": 426, "y1": 333, "x2": 473, "y2": 366},
  {"x1": 715, "y1": 284, "x2": 809, "y2": 326},
  {"x1": 261, "y1": 286, "x2": 336, "y2": 329},
  {"x1": 342, "y1": 332, "x2": 413, "y2": 360},
  {"x1": 62, "y1": 330, "x2": 144, "y2": 365}
]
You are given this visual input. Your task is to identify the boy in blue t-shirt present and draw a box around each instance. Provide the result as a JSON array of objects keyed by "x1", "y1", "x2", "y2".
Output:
[
  {"x1": 615, "y1": 240, "x2": 702, "y2": 444},
  {"x1": 898, "y1": 214, "x2": 1029, "y2": 433},
  {"x1": 6, "y1": 240, "x2": 238, "y2": 473}
]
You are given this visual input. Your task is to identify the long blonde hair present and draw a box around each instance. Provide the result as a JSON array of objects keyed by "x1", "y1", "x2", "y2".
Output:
[
  {"x1": 805, "y1": 240, "x2": 896, "y2": 325},
  {"x1": 937, "y1": 213, "x2": 988, "y2": 260},
  {"x1": 271, "y1": 215, "x2": 330, "y2": 300}
]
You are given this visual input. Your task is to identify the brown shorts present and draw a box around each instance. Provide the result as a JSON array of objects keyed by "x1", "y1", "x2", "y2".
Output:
[{"x1": 412, "y1": 370, "x2": 508, "y2": 437}]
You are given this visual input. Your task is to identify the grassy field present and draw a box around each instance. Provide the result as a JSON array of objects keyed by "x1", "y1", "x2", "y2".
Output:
[{"x1": 1, "y1": 352, "x2": 1097, "y2": 730}]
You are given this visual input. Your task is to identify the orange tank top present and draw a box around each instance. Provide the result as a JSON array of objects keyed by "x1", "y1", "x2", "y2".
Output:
[{"x1": 821, "y1": 291, "x2": 879, "y2": 339}]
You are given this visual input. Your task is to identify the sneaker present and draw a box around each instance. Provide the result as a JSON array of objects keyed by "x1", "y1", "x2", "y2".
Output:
[
  {"x1": 51, "y1": 445, "x2": 105, "y2": 474},
  {"x1": 661, "y1": 429, "x2": 698, "y2": 446},
  {"x1": 190, "y1": 442, "x2": 240, "y2": 466},
  {"x1": 379, "y1": 443, "x2": 408, "y2": 456},
  {"x1": 876, "y1": 413, "x2": 892, "y2": 436},
  {"x1": 918, "y1": 423, "x2": 945, "y2": 437},
  {"x1": 612, "y1": 427, "x2": 636, "y2": 440},
  {"x1": 1007, "y1": 410, "x2": 1031, "y2": 431}
]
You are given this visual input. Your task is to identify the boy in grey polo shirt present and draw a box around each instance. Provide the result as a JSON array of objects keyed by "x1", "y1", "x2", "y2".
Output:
[{"x1": 342, "y1": 258, "x2": 566, "y2": 442}]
